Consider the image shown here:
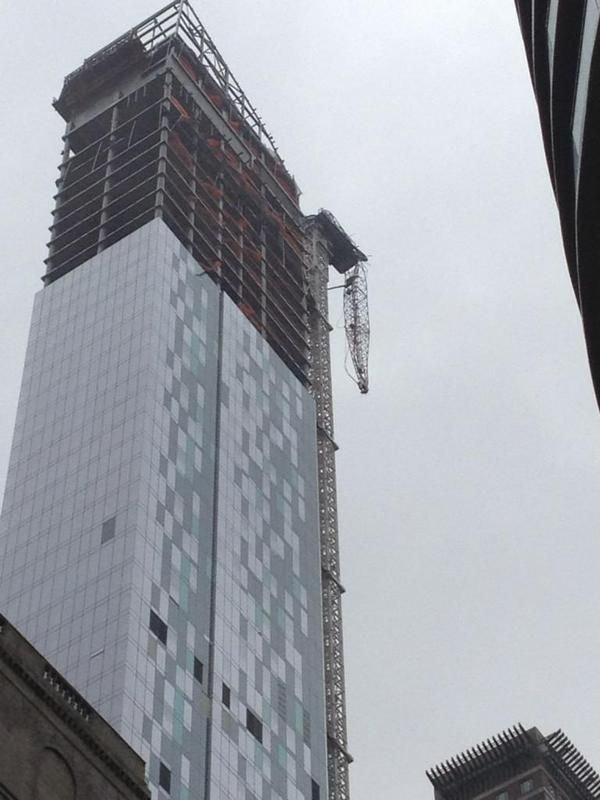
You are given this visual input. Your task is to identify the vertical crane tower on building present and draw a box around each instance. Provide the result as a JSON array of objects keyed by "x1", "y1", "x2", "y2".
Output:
[
  {"x1": 44, "y1": 3, "x2": 370, "y2": 799},
  {"x1": 305, "y1": 210, "x2": 369, "y2": 800}
]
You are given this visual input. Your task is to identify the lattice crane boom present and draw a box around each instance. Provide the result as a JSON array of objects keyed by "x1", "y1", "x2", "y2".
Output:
[
  {"x1": 343, "y1": 262, "x2": 370, "y2": 394},
  {"x1": 313, "y1": 208, "x2": 370, "y2": 395}
]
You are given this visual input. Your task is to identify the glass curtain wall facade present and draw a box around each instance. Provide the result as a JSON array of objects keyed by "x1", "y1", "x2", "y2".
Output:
[
  {"x1": 0, "y1": 4, "x2": 337, "y2": 799},
  {"x1": 0, "y1": 219, "x2": 327, "y2": 800},
  {"x1": 515, "y1": 1, "x2": 600, "y2": 409}
]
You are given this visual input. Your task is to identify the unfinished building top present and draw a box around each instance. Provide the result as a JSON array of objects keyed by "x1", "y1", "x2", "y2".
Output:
[{"x1": 54, "y1": 0, "x2": 286, "y2": 168}]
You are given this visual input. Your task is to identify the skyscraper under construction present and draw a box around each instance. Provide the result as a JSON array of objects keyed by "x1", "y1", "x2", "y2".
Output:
[{"x1": 0, "y1": 3, "x2": 369, "y2": 800}]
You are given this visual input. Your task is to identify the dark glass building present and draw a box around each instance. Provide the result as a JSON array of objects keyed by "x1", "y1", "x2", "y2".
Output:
[
  {"x1": 515, "y1": 1, "x2": 600, "y2": 407},
  {"x1": 428, "y1": 724, "x2": 600, "y2": 800},
  {"x1": 0, "y1": 3, "x2": 368, "y2": 799}
]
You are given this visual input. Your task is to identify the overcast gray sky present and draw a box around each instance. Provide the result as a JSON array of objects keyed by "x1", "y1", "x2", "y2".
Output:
[{"x1": 2, "y1": 2, "x2": 600, "y2": 798}]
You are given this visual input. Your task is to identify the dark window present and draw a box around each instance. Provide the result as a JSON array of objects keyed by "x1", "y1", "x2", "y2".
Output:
[
  {"x1": 149, "y1": 610, "x2": 167, "y2": 645},
  {"x1": 520, "y1": 780, "x2": 534, "y2": 795},
  {"x1": 222, "y1": 682, "x2": 231, "y2": 708},
  {"x1": 246, "y1": 708, "x2": 262, "y2": 743},
  {"x1": 159, "y1": 762, "x2": 171, "y2": 793},
  {"x1": 194, "y1": 657, "x2": 204, "y2": 683},
  {"x1": 311, "y1": 779, "x2": 320, "y2": 800},
  {"x1": 101, "y1": 516, "x2": 116, "y2": 544}
]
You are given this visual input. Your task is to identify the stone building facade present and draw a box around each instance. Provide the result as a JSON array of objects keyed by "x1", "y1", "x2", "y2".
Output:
[{"x1": 0, "y1": 614, "x2": 150, "y2": 800}]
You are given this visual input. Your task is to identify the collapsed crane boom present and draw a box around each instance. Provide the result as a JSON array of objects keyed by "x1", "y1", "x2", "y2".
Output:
[{"x1": 343, "y1": 262, "x2": 370, "y2": 393}]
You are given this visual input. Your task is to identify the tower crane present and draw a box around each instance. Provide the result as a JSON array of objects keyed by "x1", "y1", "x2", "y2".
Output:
[{"x1": 304, "y1": 209, "x2": 370, "y2": 800}]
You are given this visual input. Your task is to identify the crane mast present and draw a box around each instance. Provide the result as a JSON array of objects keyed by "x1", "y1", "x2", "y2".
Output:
[{"x1": 304, "y1": 210, "x2": 369, "y2": 800}]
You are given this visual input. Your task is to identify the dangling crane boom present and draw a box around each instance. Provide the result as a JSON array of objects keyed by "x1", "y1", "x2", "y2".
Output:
[
  {"x1": 311, "y1": 209, "x2": 370, "y2": 394},
  {"x1": 343, "y1": 262, "x2": 370, "y2": 394}
]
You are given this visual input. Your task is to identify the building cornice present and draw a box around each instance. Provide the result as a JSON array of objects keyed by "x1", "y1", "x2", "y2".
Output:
[{"x1": 0, "y1": 615, "x2": 149, "y2": 800}]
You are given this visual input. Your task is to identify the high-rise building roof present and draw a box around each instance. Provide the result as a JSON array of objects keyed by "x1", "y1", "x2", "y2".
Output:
[{"x1": 428, "y1": 724, "x2": 600, "y2": 800}]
